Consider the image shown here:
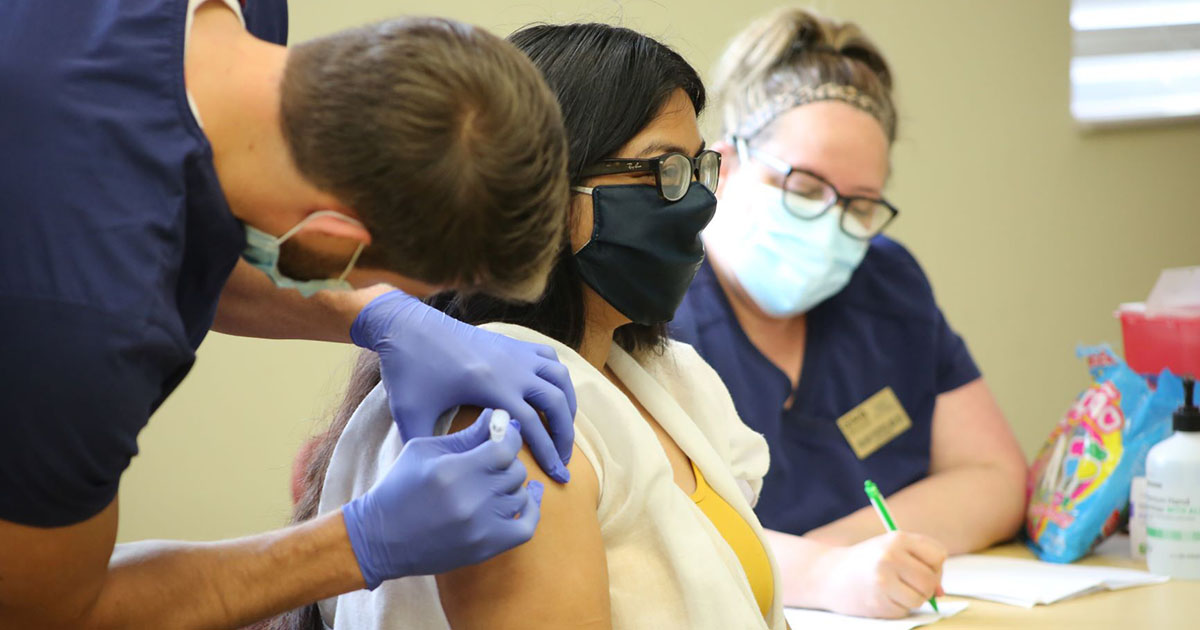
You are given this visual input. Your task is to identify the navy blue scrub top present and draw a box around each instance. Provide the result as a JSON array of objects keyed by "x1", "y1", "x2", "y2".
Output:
[
  {"x1": 671, "y1": 236, "x2": 981, "y2": 536},
  {"x1": 0, "y1": 0, "x2": 287, "y2": 527}
]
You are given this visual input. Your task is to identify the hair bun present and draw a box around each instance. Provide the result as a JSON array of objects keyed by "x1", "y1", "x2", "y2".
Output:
[{"x1": 785, "y1": 22, "x2": 891, "y2": 91}]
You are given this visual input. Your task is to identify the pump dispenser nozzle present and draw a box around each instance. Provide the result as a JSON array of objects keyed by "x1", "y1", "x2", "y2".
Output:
[{"x1": 1174, "y1": 378, "x2": 1199, "y2": 432}]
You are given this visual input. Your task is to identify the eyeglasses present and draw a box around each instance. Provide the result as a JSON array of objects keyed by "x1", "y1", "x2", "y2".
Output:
[
  {"x1": 578, "y1": 150, "x2": 721, "y2": 201},
  {"x1": 745, "y1": 147, "x2": 898, "y2": 240}
]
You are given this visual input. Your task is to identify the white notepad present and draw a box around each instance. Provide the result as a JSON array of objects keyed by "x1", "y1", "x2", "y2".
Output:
[
  {"x1": 942, "y1": 554, "x2": 1168, "y2": 607},
  {"x1": 783, "y1": 601, "x2": 969, "y2": 630}
]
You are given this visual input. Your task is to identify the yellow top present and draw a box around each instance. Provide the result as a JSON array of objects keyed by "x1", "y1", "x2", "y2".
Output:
[{"x1": 689, "y1": 460, "x2": 774, "y2": 619}]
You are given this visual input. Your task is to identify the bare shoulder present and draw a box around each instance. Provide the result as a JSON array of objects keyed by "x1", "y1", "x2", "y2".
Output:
[{"x1": 437, "y1": 408, "x2": 608, "y2": 630}]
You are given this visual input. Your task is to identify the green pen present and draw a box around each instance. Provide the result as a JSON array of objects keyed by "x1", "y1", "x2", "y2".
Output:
[{"x1": 863, "y1": 480, "x2": 940, "y2": 614}]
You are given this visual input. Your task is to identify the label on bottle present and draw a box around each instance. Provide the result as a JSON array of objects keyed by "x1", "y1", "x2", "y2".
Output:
[{"x1": 1145, "y1": 477, "x2": 1200, "y2": 576}]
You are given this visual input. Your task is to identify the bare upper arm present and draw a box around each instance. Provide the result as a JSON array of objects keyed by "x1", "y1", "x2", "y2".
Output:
[
  {"x1": 929, "y1": 378, "x2": 1026, "y2": 478},
  {"x1": 436, "y1": 408, "x2": 609, "y2": 630},
  {"x1": 0, "y1": 498, "x2": 118, "y2": 628}
]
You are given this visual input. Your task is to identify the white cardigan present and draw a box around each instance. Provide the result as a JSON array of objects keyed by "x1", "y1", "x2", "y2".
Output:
[{"x1": 317, "y1": 323, "x2": 785, "y2": 630}]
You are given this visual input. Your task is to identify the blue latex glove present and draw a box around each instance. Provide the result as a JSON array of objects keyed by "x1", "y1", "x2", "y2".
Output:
[
  {"x1": 342, "y1": 409, "x2": 545, "y2": 587},
  {"x1": 351, "y1": 290, "x2": 576, "y2": 483}
]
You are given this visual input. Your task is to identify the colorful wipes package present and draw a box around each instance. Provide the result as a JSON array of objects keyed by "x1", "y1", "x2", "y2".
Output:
[{"x1": 1026, "y1": 345, "x2": 1183, "y2": 563}]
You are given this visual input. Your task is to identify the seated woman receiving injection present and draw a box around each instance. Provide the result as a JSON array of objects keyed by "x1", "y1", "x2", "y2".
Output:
[{"x1": 275, "y1": 23, "x2": 785, "y2": 630}]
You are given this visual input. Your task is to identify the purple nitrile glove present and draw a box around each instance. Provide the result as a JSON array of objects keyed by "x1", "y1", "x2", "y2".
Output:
[
  {"x1": 342, "y1": 409, "x2": 545, "y2": 587},
  {"x1": 351, "y1": 289, "x2": 575, "y2": 483}
]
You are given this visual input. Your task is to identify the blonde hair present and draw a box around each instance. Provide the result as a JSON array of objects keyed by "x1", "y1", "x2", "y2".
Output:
[{"x1": 712, "y1": 7, "x2": 896, "y2": 144}]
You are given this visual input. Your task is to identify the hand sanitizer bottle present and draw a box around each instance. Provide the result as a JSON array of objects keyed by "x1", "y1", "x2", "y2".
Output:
[{"x1": 1146, "y1": 377, "x2": 1200, "y2": 578}]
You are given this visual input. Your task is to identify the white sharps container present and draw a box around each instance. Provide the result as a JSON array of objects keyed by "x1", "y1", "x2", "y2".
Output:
[{"x1": 1146, "y1": 377, "x2": 1200, "y2": 578}]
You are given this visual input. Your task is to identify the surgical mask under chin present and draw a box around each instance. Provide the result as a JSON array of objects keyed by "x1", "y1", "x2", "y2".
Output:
[
  {"x1": 572, "y1": 184, "x2": 718, "y2": 325},
  {"x1": 705, "y1": 180, "x2": 868, "y2": 318},
  {"x1": 241, "y1": 210, "x2": 366, "y2": 298}
]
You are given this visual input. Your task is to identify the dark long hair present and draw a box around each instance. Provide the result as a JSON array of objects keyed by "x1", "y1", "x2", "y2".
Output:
[
  {"x1": 430, "y1": 22, "x2": 706, "y2": 353},
  {"x1": 263, "y1": 23, "x2": 705, "y2": 630}
]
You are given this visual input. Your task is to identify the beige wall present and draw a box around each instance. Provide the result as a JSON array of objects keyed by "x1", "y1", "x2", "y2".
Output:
[{"x1": 116, "y1": 0, "x2": 1200, "y2": 542}]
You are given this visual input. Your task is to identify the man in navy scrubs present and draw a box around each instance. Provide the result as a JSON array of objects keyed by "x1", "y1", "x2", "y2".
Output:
[{"x1": 0, "y1": 1, "x2": 577, "y2": 627}]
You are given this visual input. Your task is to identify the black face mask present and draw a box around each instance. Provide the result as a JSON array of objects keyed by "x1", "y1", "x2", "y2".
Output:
[{"x1": 571, "y1": 183, "x2": 718, "y2": 325}]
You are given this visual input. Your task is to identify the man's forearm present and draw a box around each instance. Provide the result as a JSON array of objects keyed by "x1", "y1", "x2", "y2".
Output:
[
  {"x1": 804, "y1": 464, "x2": 1026, "y2": 553},
  {"x1": 87, "y1": 511, "x2": 363, "y2": 629},
  {"x1": 212, "y1": 260, "x2": 388, "y2": 342}
]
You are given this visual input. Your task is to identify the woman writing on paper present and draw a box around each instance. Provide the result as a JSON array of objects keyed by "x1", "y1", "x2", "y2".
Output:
[{"x1": 671, "y1": 7, "x2": 1027, "y2": 619}]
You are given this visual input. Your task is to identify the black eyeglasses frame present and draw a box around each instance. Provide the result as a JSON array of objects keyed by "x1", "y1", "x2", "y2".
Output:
[
  {"x1": 578, "y1": 150, "x2": 722, "y2": 201},
  {"x1": 742, "y1": 145, "x2": 899, "y2": 240}
]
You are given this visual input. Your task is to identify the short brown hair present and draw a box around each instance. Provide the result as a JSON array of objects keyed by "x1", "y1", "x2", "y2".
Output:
[
  {"x1": 280, "y1": 17, "x2": 568, "y2": 300},
  {"x1": 712, "y1": 7, "x2": 897, "y2": 144}
]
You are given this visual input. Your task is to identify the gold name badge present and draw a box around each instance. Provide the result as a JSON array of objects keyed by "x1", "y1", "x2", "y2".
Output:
[{"x1": 835, "y1": 387, "x2": 913, "y2": 460}]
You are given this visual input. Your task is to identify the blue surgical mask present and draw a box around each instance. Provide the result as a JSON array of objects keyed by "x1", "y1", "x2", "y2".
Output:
[
  {"x1": 704, "y1": 179, "x2": 868, "y2": 317},
  {"x1": 241, "y1": 210, "x2": 367, "y2": 298}
]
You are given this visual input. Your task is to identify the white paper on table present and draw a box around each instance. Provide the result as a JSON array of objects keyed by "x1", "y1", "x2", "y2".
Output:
[
  {"x1": 942, "y1": 554, "x2": 1168, "y2": 607},
  {"x1": 783, "y1": 601, "x2": 968, "y2": 630}
]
